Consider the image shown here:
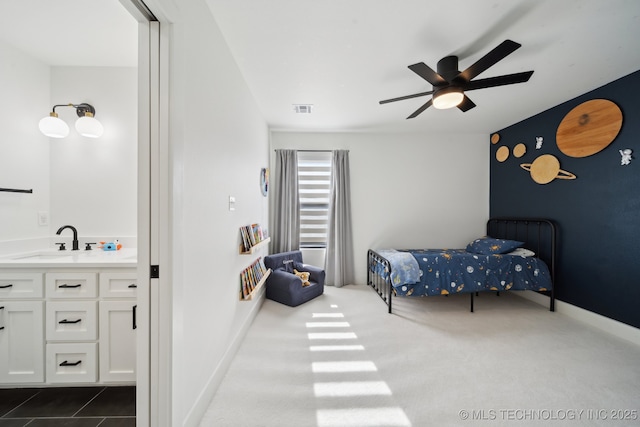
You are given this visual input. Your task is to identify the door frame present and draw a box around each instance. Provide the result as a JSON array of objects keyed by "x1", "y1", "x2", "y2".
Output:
[{"x1": 118, "y1": 1, "x2": 168, "y2": 425}]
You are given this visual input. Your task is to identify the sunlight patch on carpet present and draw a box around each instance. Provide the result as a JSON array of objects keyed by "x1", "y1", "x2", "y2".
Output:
[
  {"x1": 308, "y1": 332, "x2": 357, "y2": 340},
  {"x1": 312, "y1": 361, "x2": 377, "y2": 373},
  {"x1": 306, "y1": 322, "x2": 350, "y2": 328},
  {"x1": 316, "y1": 407, "x2": 412, "y2": 427},
  {"x1": 309, "y1": 345, "x2": 365, "y2": 352},
  {"x1": 314, "y1": 381, "x2": 392, "y2": 397}
]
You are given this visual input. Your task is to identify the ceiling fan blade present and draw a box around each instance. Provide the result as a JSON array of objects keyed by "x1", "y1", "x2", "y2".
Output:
[
  {"x1": 407, "y1": 99, "x2": 433, "y2": 119},
  {"x1": 456, "y1": 39, "x2": 522, "y2": 82},
  {"x1": 379, "y1": 90, "x2": 434, "y2": 105},
  {"x1": 457, "y1": 95, "x2": 476, "y2": 112},
  {"x1": 408, "y1": 62, "x2": 447, "y2": 86},
  {"x1": 463, "y1": 70, "x2": 534, "y2": 91}
]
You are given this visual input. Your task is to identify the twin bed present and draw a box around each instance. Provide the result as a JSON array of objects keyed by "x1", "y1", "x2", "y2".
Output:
[{"x1": 367, "y1": 218, "x2": 556, "y2": 313}]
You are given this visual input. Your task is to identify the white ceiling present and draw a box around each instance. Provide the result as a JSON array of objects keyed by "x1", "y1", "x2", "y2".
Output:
[
  {"x1": 2, "y1": 0, "x2": 639, "y2": 134},
  {"x1": 0, "y1": 0, "x2": 137, "y2": 67},
  {"x1": 205, "y1": 0, "x2": 640, "y2": 133}
]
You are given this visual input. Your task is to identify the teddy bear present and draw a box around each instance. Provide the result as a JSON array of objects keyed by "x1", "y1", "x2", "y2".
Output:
[{"x1": 293, "y1": 269, "x2": 311, "y2": 287}]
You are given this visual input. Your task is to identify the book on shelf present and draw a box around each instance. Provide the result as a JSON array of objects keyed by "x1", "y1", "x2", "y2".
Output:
[
  {"x1": 240, "y1": 223, "x2": 268, "y2": 252},
  {"x1": 239, "y1": 257, "x2": 269, "y2": 299}
]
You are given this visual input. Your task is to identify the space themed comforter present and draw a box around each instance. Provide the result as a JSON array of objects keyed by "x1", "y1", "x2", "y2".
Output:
[{"x1": 375, "y1": 249, "x2": 552, "y2": 297}]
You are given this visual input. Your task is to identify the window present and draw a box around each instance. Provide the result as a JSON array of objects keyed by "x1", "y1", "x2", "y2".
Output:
[{"x1": 298, "y1": 151, "x2": 332, "y2": 248}]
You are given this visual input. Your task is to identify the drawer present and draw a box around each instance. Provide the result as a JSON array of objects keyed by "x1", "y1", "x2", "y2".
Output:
[
  {"x1": 46, "y1": 342, "x2": 97, "y2": 383},
  {"x1": 0, "y1": 273, "x2": 44, "y2": 299},
  {"x1": 46, "y1": 273, "x2": 97, "y2": 299},
  {"x1": 46, "y1": 301, "x2": 97, "y2": 341},
  {"x1": 100, "y1": 271, "x2": 137, "y2": 298}
]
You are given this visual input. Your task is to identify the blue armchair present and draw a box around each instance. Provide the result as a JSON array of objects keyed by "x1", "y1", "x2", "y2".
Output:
[{"x1": 263, "y1": 250, "x2": 325, "y2": 307}]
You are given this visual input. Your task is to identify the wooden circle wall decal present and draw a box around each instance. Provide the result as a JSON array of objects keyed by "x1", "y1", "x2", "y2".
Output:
[
  {"x1": 556, "y1": 99, "x2": 623, "y2": 158},
  {"x1": 490, "y1": 133, "x2": 500, "y2": 144},
  {"x1": 496, "y1": 146, "x2": 509, "y2": 162},
  {"x1": 520, "y1": 154, "x2": 576, "y2": 184},
  {"x1": 513, "y1": 143, "x2": 527, "y2": 158}
]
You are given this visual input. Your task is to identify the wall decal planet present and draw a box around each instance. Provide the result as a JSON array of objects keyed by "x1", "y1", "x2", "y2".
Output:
[
  {"x1": 513, "y1": 143, "x2": 527, "y2": 158},
  {"x1": 496, "y1": 146, "x2": 509, "y2": 162},
  {"x1": 556, "y1": 99, "x2": 623, "y2": 157},
  {"x1": 520, "y1": 154, "x2": 576, "y2": 184}
]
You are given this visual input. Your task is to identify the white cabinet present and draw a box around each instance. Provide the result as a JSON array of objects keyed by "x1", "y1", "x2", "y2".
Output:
[
  {"x1": 99, "y1": 300, "x2": 137, "y2": 382},
  {"x1": 0, "y1": 267, "x2": 136, "y2": 386},
  {"x1": 0, "y1": 301, "x2": 45, "y2": 383},
  {"x1": 99, "y1": 270, "x2": 137, "y2": 382}
]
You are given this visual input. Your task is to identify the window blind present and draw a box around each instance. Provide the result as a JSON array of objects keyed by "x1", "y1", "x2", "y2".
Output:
[{"x1": 297, "y1": 151, "x2": 332, "y2": 248}]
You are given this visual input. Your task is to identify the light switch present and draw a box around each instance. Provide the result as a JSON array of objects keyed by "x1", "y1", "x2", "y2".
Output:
[
  {"x1": 38, "y1": 211, "x2": 49, "y2": 226},
  {"x1": 228, "y1": 196, "x2": 236, "y2": 211}
]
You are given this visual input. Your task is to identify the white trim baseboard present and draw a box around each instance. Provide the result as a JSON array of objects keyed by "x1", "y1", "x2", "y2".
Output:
[
  {"x1": 182, "y1": 288, "x2": 266, "y2": 427},
  {"x1": 516, "y1": 291, "x2": 640, "y2": 347}
]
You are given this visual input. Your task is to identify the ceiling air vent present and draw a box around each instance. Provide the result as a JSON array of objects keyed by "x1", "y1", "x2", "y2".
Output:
[{"x1": 293, "y1": 104, "x2": 313, "y2": 114}]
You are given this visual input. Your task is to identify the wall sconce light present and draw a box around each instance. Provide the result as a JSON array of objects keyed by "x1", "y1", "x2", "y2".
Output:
[{"x1": 39, "y1": 103, "x2": 104, "y2": 138}]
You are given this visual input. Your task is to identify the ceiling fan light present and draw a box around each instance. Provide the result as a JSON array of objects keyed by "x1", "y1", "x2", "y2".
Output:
[
  {"x1": 75, "y1": 113, "x2": 104, "y2": 138},
  {"x1": 433, "y1": 87, "x2": 464, "y2": 109},
  {"x1": 39, "y1": 113, "x2": 70, "y2": 138}
]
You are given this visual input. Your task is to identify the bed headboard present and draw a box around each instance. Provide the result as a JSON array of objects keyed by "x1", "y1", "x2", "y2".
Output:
[{"x1": 487, "y1": 217, "x2": 557, "y2": 292}]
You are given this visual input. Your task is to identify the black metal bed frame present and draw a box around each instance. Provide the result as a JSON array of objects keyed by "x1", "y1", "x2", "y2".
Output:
[{"x1": 367, "y1": 217, "x2": 556, "y2": 314}]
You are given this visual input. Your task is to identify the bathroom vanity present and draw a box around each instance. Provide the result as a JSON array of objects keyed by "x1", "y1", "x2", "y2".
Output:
[{"x1": 0, "y1": 249, "x2": 137, "y2": 386}]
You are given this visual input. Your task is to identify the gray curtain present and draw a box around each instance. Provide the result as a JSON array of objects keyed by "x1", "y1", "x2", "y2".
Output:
[
  {"x1": 271, "y1": 149, "x2": 300, "y2": 253},
  {"x1": 324, "y1": 150, "x2": 354, "y2": 287}
]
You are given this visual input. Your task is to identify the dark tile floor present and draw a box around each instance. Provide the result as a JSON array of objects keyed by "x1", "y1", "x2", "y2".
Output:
[{"x1": 0, "y1": 386, "x2": 135, "y2": 426}]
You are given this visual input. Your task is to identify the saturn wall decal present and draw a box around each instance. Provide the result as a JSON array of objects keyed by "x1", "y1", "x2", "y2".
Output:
[{"x1": 520, "y1": 154, "x2": 576, "y2": 184}]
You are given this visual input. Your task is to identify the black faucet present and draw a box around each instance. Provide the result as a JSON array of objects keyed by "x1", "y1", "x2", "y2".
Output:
[{"x1": 56, "y1": 225, "x2": 79, "y2": 251}]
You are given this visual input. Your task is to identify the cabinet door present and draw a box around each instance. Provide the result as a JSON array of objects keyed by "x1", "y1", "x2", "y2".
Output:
[
  {"x1": 46, "y1": 300, "x2": 98, "y2": 341},
  {"x1": 46, "y1": 273, "x2": 97, "y2": 299},
  {"x1": 99, "y1": 271, "x2": 137, "y2": 298},
  {"x1": 99, "y1": 300, "x2": 136, "y2": 382},
  {"x1": 0, "y1": 273, "x2": 44, "y2": 299},
  {"x1": 0, "y1": 301, "x2": 44, "y2": 383}
]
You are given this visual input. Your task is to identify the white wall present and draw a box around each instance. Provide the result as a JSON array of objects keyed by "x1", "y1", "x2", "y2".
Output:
[
  {"x1": 0, "y1": 40, "x2": 50, "y2": 242},
  {"x1": 49, "y1": 66, "x2": 138, "y2": 241},
  {"x1": 0, "y1": 40, "x2": 137, "y2": 249},
  {"x1": 270, "y1": 131, "x2": 491, "y2": 285},
  {"x1": 154, "y1": 1, "x2": 270, "y2": 425}
]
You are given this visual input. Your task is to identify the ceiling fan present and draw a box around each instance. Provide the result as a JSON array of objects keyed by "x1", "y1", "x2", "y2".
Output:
[{"x1": 379, "y1": 39, "x2": 534, "y2": 119}]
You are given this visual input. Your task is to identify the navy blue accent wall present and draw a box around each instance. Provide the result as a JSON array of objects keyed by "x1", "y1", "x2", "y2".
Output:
[{"x1": 490, "y1": 69, "x2": 640, "y2": 329}]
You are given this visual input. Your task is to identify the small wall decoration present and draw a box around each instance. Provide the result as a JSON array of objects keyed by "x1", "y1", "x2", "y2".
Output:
[
  {"x1": 620, "y1": 149, "x2": 633, "y2": 166},
  {"x1": 535, "y1": 136, "x2": 544, "y2": 149},
  {"x1": 513, "y1": 143, "x2": 527, "y2": 158},
  {"x1": 556, "y1": 99, "x2": 623, "y2": 157},
  {"x1": 496, "y1": 146, "x2": 509, "y2": 162},
  {"x1": 260, "y1": 168, "x2": 269, "y2": 196},
  {"x1": 520, "y1": 154, "x2": 576, "y2": 184},
  {"x1": 491, "y1": 133, "x2": 500, "y2": 144}
]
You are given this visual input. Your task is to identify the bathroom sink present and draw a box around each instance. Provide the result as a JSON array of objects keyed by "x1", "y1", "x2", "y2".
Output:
[{"x1": 11, "y1": 252, "x2": 74, "y2": 260}]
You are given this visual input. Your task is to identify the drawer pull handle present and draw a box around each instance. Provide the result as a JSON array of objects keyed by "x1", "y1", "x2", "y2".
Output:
[
  {"x1": 59, "y1": 360, "x2": 82, "y2": 367},
  {"x1": 59, "y1": 319, "x2": 82, "y2": 324},
  {"x1": 128, "y1": 284, "x2": 137, "y2": 288},
  {"x1": 0, "y1": 284, "x2": 13, "y2": 289},
  {"x1": 59, "y1": 283, "x2": 82, "y2": 289}
]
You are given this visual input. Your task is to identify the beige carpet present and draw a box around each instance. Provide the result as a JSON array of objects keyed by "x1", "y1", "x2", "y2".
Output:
[{"x1": 200, "y1": 284, "x2": 640, "y2": 427}]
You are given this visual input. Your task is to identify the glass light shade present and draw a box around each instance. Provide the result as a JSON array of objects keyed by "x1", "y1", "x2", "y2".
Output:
[
  {"x1": 433, "y1": 88, "x2": 464, "y2": 109},
  {"x1": 38, "y1": 114, "x2": 70, "y2": 138},
  {"x1": 75, "y1": 114, "x2": 104, "y2": 138}
]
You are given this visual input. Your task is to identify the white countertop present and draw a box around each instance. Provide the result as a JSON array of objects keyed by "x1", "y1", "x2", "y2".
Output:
[{"x1": 0, "y1": 248, "x2": 137, "y2": 269}]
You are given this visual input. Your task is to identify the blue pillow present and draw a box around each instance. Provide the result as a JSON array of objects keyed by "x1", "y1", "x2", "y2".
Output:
[{"x1": 466, "y1": 236, "x2": 524, "y2": 255}]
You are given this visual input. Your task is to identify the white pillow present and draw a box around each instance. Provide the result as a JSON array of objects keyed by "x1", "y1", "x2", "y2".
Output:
[{"x1": 507, "y1": 247, "x2": 536, "y2": 257}]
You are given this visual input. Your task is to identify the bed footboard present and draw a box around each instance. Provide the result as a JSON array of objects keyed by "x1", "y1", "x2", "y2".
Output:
[{"x1": 367, "y1": 249, "x2": 394, "y2": 313}]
